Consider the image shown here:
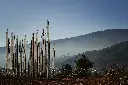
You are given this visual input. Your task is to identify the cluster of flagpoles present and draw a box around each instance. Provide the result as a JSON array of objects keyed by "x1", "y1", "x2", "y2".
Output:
[{"x1": 5, "y1": 20, "x2": 56, "y2": 79}]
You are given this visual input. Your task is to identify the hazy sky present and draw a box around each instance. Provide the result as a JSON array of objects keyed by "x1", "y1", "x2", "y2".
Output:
[{"x1": 0, "y1": 0, "x2": 128, "y2": 47}]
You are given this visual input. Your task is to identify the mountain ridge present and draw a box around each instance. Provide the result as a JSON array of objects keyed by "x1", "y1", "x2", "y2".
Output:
[
  {"x1": 1, "y1": 29, "x2": 128, "y2": 67},
  {"x1": 1, "y1": 29, "x2": 127, "y2": 47}
]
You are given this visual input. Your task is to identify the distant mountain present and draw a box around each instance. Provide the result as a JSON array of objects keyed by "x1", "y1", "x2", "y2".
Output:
[
  {"x1": 58, "y1": 41, "x2": 128, "y2": 72},
  {"x1": 1, "y1": 29, "x2": 128, "y2": 67},
  {"x1": 51, "y1": 29, "x2": 128, "y2": 57}
]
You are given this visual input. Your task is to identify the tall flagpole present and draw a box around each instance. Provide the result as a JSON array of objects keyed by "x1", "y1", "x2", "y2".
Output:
[
  {"x1": 52, "y1": 43, "x2": 55, "y2": 77},
  {"x1": 5, "y1": 20, "x2": 56, "y2": 79},
  {"x1": 24, "y1": 35, "x2": 27, "y2": 75},
  {"x1": 46, "y1": 20, "x2": 50, "y2": 78},
  {"x1": 11, "y1": 32, "x2": 15, "y2": 75},
  {"x1": 16, "y1": 35, "x2": 19, "y2": 75},
  {"x1": 6, "y1": 29, "x2": 9, "y2": 74},
  {"x1": 36, "y1": 30, "x2": 39, "y2": 79}
]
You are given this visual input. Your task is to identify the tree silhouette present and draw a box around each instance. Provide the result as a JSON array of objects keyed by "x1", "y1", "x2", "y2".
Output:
[
  {"x1": 76, "y1": 54, "x2": 93, "y2": 70},
  {"x1": 74, "y1": 54, "x2": 94, "y2": 77},
  {"x1": 61, "y1": 64, "x2": 72, "y2": 77}
]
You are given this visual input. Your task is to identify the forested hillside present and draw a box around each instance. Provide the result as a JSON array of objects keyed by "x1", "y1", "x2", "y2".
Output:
[{"x1": 57, "y1": 41, "x2": 128, "y2": 72}]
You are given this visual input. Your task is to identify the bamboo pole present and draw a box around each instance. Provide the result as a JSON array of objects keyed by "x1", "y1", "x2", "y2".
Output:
[
  {"x1": 42, "y1": 29, "x2": 45, "y2": 74},
  {"x1": 14, "y1": 42, "x2": 16, "y2": 75},
  {"x1": 28, "y1": 44, "x2": 32, "y2": 77},
  {"x1": 28, "y1": 60, "x2": 30, "y2": 76},
  {"x1": 46, "y1": 20, "x2": 50, "y2": 78},
  {"x1": 32, "y1": 33, "x2": 35, "y2": 78},
  {"x1": 44, "y1": 33, "x2": 47, "y2": 78},
  {"x1": 39, "y1": 42, "x2": 41, "y2": 75},
  {"x1": 11, "y1": 32, "x2": 15, "y2": 75},
  {"x1": 16, "y1": 35, "x2": 19, "y2": 75},
  {"x1": 52, "y1": 43, "x2": 55, "y2": 77},
  {"x1": 6, "y1": 29, "x2": 8, "y2": 74},
  {"x1": 31, "y1": 36, "x2": 33, "y2": 77},
  {"x1": 34, "y1": 39, "x2": 36, "y2": 74},
  {"x1": 24, "y1": 35, "x2": 27, "y2": 75},
  {"x1": 46, "y1": 20, "x2": 49, "y2": 40},
  {"x1": 13, "y1": 35, "x2": 16, "y2": 75},
  {"x1": 8, "y1": 57, "x2": 10, "y2": 75},
  {"x1": 41, "y1": 47, "x2": 43, "y2": 74},
  {"x1": 8, "y1": 38, "x2": 10, "y2": 74},
  {"x1": 34, "y1": 58, "x2": 36, "y2": 79},
  {"x1": 30, "y1": 40, "x2": 33, "y2": 77},
  {"x1": 22, "y1": 39, "x2": 24, "y2": 75},
  {"x1": 36, "y1": 30, "x2": 38, "y2": 79},
  {"x1": 11, "y1": 32, "x2": 13, "y2": 75},
  {"x1": 19, "y1": 40, "x2": 22, "y2": 76}
]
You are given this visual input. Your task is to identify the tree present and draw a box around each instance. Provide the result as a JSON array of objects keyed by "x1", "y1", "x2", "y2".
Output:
[
  {"x1": 75, "y1": 54, "x2": 94, "y2": 77},
  {"x1": 76, "y1": 54, "x2": 93, "y2": 70},
  {"x1": 61, "y1": 64, "x2": 72, "y2": 77}
]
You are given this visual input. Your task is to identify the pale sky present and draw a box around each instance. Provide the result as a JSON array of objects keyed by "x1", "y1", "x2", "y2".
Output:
[{"x1": 0, "y1": 0, "x2": 128, "y2": 47}]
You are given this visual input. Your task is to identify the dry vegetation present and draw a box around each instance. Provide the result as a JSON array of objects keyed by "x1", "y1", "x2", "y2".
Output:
[{"x1": 0, "y1": 68, "x2": 128, "y2": 85}]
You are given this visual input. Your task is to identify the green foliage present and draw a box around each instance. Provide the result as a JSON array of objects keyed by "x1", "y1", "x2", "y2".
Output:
[
  {"x1": 75, "y1": 54, "x2": 93, "y2": 70},
  {"x1": 60, "y1": 64, "x2": 72, "y2": 77},
  {"x1": 73, "y1": 54, "x2": 94, "y2": 77}
]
